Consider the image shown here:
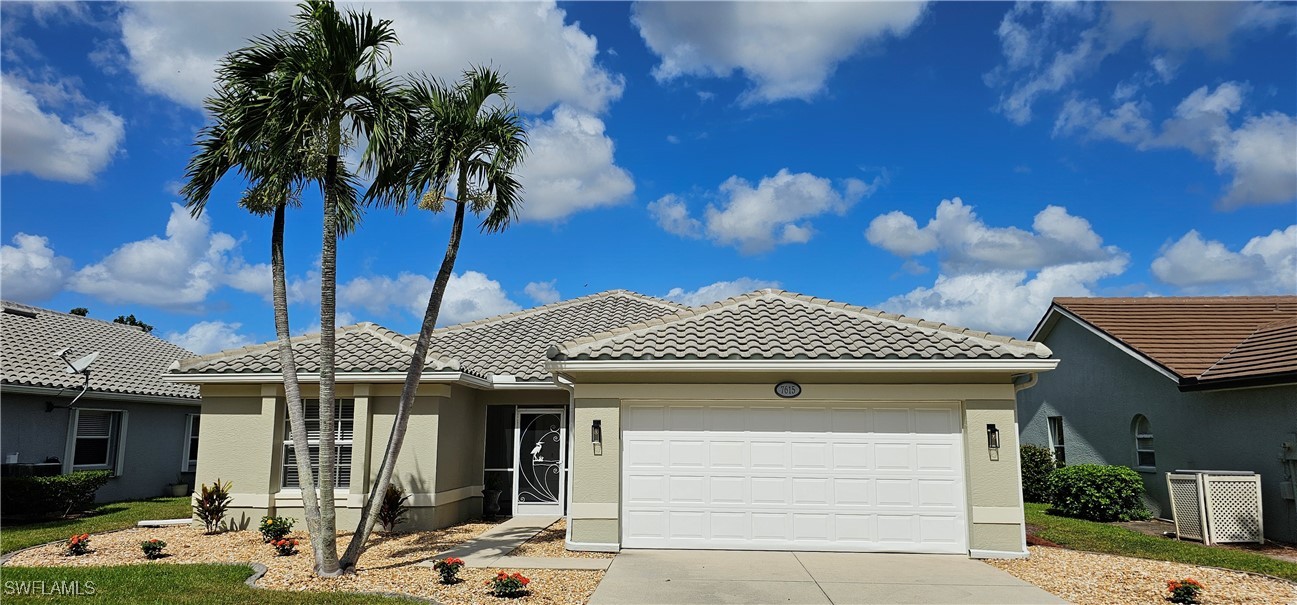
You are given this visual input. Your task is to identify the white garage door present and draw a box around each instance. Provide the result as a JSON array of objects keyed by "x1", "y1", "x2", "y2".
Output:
[{"x1": 621, "y1": 402, "x2": 968, "y2": 553}]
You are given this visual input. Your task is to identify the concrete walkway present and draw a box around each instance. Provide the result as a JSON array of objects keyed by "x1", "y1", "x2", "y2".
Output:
[
  {"x1": 589, "y1": 550, "x2": 1067, "y2": 604},
  {"x1": 417, "y1": 515, "x2": 611, "y2": 571}
]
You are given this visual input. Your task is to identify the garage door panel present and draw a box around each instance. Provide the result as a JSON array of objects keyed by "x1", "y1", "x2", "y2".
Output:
[{"x1": 622, "y1": 403, "x2": 967, "y2": 553}]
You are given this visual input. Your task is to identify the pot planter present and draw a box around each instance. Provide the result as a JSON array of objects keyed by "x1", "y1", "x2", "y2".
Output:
[
  {"x1": 482, "y1": 489, "x2": 502, "y2": 520},
  {"x1": 167, "y1": 483, "x2": 189, "y2": 497}
]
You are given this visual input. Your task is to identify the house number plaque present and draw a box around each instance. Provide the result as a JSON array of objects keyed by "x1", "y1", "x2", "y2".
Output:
[{"x1": 774, "y1": 381, "x2": 801, "y2": 398}]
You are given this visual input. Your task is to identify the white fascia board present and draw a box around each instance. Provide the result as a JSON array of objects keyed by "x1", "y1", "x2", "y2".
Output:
[
  {"x1": 545, "y1": 359, "x2": 1060, "y2": 373},
  {"x1": 1042, "y1": 307, "x2": 1182, "y2": 384},
  {"x1": 161, "y1": 371, "x2": 489, "y2": 388},
  {"x1": 1, "y1": 383, "x2": 200, "y2": 406}
]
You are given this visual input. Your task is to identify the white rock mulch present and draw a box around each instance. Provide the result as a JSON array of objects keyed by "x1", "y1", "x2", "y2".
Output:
[{"x1": 508, "y1": 520, "x2": 613, "y2": 560}]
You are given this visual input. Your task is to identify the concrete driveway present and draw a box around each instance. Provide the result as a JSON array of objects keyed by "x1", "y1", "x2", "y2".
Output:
[{"x1": 588, "y1": 550, "x2": 1067, "y2": 605}]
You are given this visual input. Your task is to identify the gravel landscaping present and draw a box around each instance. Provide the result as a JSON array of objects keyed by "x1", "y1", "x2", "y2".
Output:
[
  {"x1": 987, "y1": 545, "x2": 1297, "y2": 605},
  {"x1": 509, "y1": 520, "x2": 614, "y2": 559},
  {"x1": 4, "y1": 521, "x2": 604, "y2": 605}
]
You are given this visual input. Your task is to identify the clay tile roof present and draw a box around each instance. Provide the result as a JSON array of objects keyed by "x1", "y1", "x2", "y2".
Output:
[
  {"x1": 2, "y1": 301, "x2": 199, "y2": 400},
  {"x1": 423, "y1": 290, "x2": 688, "y2": 380},
  {"x1": 549, "y1": 289, "x2": 1051, "y2": 362},
  {"x1": 1052, "y1": 296, "x2": 1297, "y2": 382},
  {"x1": 173, "y1": 322, "x2": 473, "y2": 376}
]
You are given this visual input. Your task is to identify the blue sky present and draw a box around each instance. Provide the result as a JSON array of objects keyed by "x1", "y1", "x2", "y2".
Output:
[{"x1": 2, "y1": 1, "x2": 1294, "y2": 354}]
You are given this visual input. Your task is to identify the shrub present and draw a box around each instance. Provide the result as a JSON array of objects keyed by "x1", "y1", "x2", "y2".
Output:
[
  {"x1": 1, "y1": 470, "x2": 112, "y2": 518},
  {"x1": 271, "y1": 538, "x2": 299, "y2": 556},
  {"x1": 64, "y1": 534, "x2": 91, "y2": 556},
  {"x1": 432, "y1": 557, "x2": 464, "y2": 584},
  {"x1": 259, "y1": 515, "x2": 294, "y2": 543},
  {"x1": 486, "y1": 571, "x2": 530, "y2": 597},
  {"x1": 1048, "y1": 464, "x2": 1150, "y2": 522},
  {"x1": 1167, "y1": 578, "x2": 1204, "y2": 604},
  {"x1": 377, "y1": 484, "x2": 411, "y2": 533},
  {"x1": 194, "y1": 478, "x2": 232, "y2": 533},
  {"x1": 1020, "y1": 444, "x2": 1059, "y2": 503},
  {"x1": 140, "y1": 539, "x2": 167, "y2": 560}
]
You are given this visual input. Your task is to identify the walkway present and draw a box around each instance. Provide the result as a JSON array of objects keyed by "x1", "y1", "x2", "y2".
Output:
[{"x1": 418, "y1": 515, "x2": 611, "y2": 571}]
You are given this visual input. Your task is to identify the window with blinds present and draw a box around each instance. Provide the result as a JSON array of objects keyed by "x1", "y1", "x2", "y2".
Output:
[
  {"x1": 282, "y1": 400, "x2": 353, "y2": 489},
  {"x1": 73, "y1": 410, "x2": 121, "y2": 469},
  {"x1": 184, "y1": 414, "x2": 201, "y2": 472}
]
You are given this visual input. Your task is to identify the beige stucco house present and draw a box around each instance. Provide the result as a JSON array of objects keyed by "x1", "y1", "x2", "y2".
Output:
[{"x1": 165, "y1": 289, "x2": 1056, "y2": 558}]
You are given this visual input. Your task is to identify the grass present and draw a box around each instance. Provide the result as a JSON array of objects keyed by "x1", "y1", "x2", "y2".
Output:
[
  {"x1": 0, "y1": 564, "x2": 408, "y2": 604},
  {"x1": 1, "y1": 498, "x2": 192, "y2": 555},
  {"x1": 1026, "y1": 502, "x2": 1297, "y2": 582}
]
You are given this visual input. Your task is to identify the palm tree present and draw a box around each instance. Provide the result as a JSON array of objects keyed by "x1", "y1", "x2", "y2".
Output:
[
  {"x1": 339, "y1": 66, "x2": 528, "y2": 569},
  {"x1": 198, "y1": 0, "x2": 402, "y2": 576}
]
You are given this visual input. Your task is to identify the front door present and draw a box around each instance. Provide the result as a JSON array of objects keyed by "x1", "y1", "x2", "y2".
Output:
[{"x1": 514, "y1": 408, "x2": 566, "y2": 515}]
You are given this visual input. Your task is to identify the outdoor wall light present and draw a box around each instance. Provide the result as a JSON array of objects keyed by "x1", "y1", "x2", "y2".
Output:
[
  {"x1": 592, "y1": 420, "x2": 603, "y2": 456},
  {"x1": 987, "y1": 424, "x2": 1001, "y2": 449}
]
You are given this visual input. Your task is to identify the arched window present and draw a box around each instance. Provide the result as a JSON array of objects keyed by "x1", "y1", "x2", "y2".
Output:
[{"x1": 1133, "y1": 415, "x2": 1155, "y2": 470}]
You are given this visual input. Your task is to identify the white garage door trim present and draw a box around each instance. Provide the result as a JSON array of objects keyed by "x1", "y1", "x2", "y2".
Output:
[{"x1": 620, "y1": 401, "x2": 968, "y2": 554}]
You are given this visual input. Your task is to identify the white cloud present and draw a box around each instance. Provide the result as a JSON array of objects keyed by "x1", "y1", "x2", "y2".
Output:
[
  {"x1": 663, "y1": 278, "x2": 781, "y2": 307},
  {"x1": 339, "y1": 270, "x2": 521, "y2": 327},
  {"x1": 1151, "y1": 226, "x2": 1296, "y2": 294},
  {"x1": 865, "y1": 198, "x2": 1122, "y2": 274},
  {"x1": 517, "y1": 106, "x2": 634, "y2": 221},
  {"x1": 524, "y1": 280, "x2": 561, "y2": 305},
  {"x1": 633, "y1": 1, "x2": 927, "y2": 104},
  {"x1": 0, "y1": 73, "x2": 124, "y2": 183},
  {"x1": 1055, "y1": 83, "x2": 1297, "y2": 208},
  {"x1": 660, "y1": 169, "x2": 875, "y2": 254},
  {"x1": 118, "y1": 1, "x2": 622, "y2": 114},
  {"x1": 165, "y1": 320, "x2": 254, "y2": 355},
  {"x1": 0, "y1": 233, "x2": 73, "y2": 302}
]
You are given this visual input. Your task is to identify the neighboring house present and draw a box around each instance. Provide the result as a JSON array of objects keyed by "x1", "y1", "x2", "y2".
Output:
[
  {"x1": 1, "y1": 301, "x2": 201, "y2": 503},
  {"x1": 1019, "y1": 296, "x2": 1297, "y2": 544},
  {"x1": 167, "y1": 289, "x2": 1056, "y2": 558}
]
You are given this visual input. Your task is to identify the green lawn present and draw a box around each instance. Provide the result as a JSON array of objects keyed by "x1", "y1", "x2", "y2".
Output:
[
  {"x1": 0, "y1": 564, "x2": 408, "y2": 604},
  {"x1": 1026, "y1": 502, "x2": 1297, "y2": 582},
  {"x1": 1, "y1": 498, "x2": 192, "y2": 555}
]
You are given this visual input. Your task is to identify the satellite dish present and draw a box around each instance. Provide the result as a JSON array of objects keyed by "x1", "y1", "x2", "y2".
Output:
[
  {"x1": 65, "y1": 352, "x2": 100, "y2": 374},
  {"x1": 52, "y1": 347, "x2": 70, "y2": 358}
]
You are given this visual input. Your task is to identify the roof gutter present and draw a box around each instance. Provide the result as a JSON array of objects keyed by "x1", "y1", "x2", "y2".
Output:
[
  {"x1": 544, "y1": 359, "x2": 1060, "y2": 373},
  {"x1": 0, "y1": 383, "x2": 200, "y2": 406},
  {"x1": 162, "y1": 370, "x2": 492, "y2": 389},
  {"x1": 1177, "y1": 371, "x2": 1297, "y2": 393}
]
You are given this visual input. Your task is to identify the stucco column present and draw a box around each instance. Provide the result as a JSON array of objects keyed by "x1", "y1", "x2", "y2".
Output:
[
  {"x1": 350, "y1": 384, "x2": 371, "y2": 508},
  {"x1": 568, "y1": 396, "x2": 621, "y2": 551},
  {"x1": 964, "y1": 399, "x2": 1028, "y2": 557}
]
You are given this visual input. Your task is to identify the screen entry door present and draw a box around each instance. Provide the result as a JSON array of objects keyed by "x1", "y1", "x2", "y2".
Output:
[{"x1": 513, "y1": 408, "x2": 566, "y2": 515}]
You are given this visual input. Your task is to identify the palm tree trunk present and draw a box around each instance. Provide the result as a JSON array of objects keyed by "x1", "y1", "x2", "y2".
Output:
[
  {"x1": 272, "y1": 204, "x2": 326, "y2": 564},
  {"x1": 314, "y1": 119, "x2": 343, "y2": 576},
  {"x1": 340, "y1": 174, "x2": 470, "y2": 570}
]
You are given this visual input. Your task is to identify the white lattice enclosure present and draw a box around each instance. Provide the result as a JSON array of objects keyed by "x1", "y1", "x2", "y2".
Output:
[{"x1": 1166, "y1": 471, "x2": 1264, "y2": 545}]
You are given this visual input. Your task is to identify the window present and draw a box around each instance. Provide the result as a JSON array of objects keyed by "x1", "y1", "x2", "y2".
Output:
[
  {"x1": 1047, "y1": 416, "x2": 1066, "y2": 464},
  {"x1": 70, "y1": 409, "x2": 126, "y2": 473},
  {"x1": 182, "y1": 414, "x2": 201, "y2": 472},
  {"x1": 1133, "y1": 414, "x2": 1155, "y2": 469},
  {"x1": 282, "y1": 400, "x2": 353, "y2": 489}
]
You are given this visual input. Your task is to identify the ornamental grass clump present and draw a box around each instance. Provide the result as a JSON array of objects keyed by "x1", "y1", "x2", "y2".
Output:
[
  {"x1": 1167, "y1": 578, "x2": 1204, "y2": 604},
  {"x1": 272, "y1": 538, "x2": 299, "y2": 556},
  {"x1": 259, "y1": 515, "x2": 294, "y2": 543},
  {"x1": 63, "y1": 534, "x2": 91, "y2": 556},
  {"x1": 140, "y1": 539, "x2": 167, "y2": 560},
  {"x1": 486, "y1": 571, "x2": 530, "y2": 597},
  {"x1": 432, "y1": 557, "x2": 464, "y2": 584}
]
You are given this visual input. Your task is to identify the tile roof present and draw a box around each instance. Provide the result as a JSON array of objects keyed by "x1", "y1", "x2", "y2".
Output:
[
  {"x1": 172, "y1": 322, "x2": 472, "y2": 376},
  {"x1": 1050, "y1": 296, "x2": 1297, "y2": 383},
  {"x1": 549, "y1": 290, "x2": 1051, "y2": 362},
  {"x1": 423, "y1": 290, "x2": 688, "y2": 380},
  {"x1": 1, "y1": 301, "x2": 199, "y2": 400}
]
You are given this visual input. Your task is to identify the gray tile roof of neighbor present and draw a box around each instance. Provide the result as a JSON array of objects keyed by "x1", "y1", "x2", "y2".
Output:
[
  {"x1": 548, "y1": 290, "x2": 1052, "y2": 362},
  {"x1": 1, "y1": 301, "x2": 199, "y2": 400},
  {"x1": 172, "y1": 322, "x2": 474, "y2": 376}
]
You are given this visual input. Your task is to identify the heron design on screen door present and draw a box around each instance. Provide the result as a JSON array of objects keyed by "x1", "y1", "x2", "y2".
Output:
[{"x1": 518, "y1": 415, "x2": 562, "y2": 504}]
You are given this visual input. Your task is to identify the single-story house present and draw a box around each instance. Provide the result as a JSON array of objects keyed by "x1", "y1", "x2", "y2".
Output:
[
  {"x1": 1, "y1": 301, "x2": 201, "y2": 504},
  {"x1": 167, "y1": 289, "x2": 1057, "y2": 558},
  {"x1": 1019, "y1": 296, "x2": 1297, "y2": 543}
]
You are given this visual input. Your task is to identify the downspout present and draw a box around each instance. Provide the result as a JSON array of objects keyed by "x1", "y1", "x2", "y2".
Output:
[
  {"x1": 550, "y1": 372, "x2": 576, "y2": 549},
  {"x1": 1013, "y1": 372, "x2": 1039, "y2": 393}
]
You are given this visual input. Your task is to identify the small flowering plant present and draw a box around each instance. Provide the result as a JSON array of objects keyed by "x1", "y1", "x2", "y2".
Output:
[
  {"x1": 271, "y1": 538, "x2": 299, "y2": 556},
  {"x1": 1167, "y1": 578, "x2": 1204, "y2": 604},
  {"x1": 64, "y1": 533, "x2": 91, "y2": 556},
  {"x1": 259, "y1": 515, "x2": 295, "y2": 543},
  {"x1": 140, "y1": 538, "x2": 167, "y2": 559},
  {"x1": 432, "y1": 557, "x2": 465, "y2": 584},
  {"x1": 486, "y1": 571, "x2": 530, "y2": 597}
]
